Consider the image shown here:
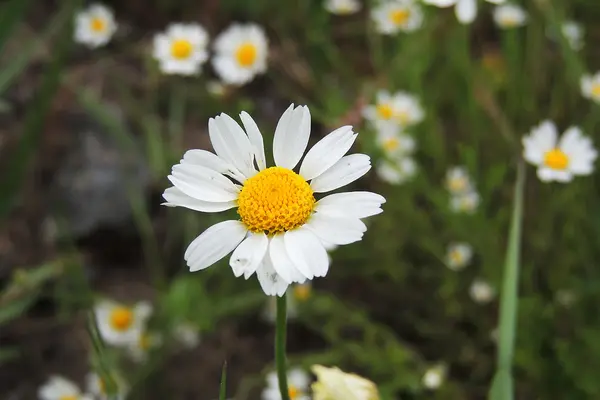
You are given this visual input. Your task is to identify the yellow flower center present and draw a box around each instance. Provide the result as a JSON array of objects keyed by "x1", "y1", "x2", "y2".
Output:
[
  {"x1": 59, "y1": 396, "x2": 78, "y2": 400},
  {"x1": 449, "y1": 250, "x2": 463, "y2": 264},
  {"x1": 98, "y1": 377, "x2": 106, "y2": 393},
  {"x1": 376, "y1": 103, "x2": 394, "y2": 120},
  {"x1": 543, "y1": 148, "x2": 569, "y2": 170},
  {"x1": 237, "y1": 167, "x2": 315, "y2": 235},
  {"x1": 448, "y1": 177, "x2": 467, "y2": 193},
  {"x1": 397, "y1": 110, "x2": 410, "y2": 125},
  {"x1": 109, "y1": 307, "x2": 134, "y2": 331},
  {"x1": 170, "y1": 39, "x2": 193, "y2": 60},
  {"x1": 293, "y1": 284, "x2": 311, "y2": 301},
  {"x1": 382, "y1": 137, "x2": 400, "y2": 152},
  {"x1": 288, "y1": 385, "x2": 300, "y2": 399},
  {"x1": 389, "y1": 8, "x2": 410, "y2": 25},
  {"x1": 235, "y1": 42, "x2": 258, "y2": 67},
  {"x1": 591, "y1": 83, "x2": 600, "y2": 97},
  {"x1": 90, "y1": 17, "x2": 106, "y2": 33},
  {"x1": 499, "y1": 16, "x2": 518, "y2": 27}
]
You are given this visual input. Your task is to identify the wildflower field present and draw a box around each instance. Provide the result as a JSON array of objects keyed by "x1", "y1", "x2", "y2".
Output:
[{"x1": 1, "y1": 0, "x2": 599, "y2": 399}]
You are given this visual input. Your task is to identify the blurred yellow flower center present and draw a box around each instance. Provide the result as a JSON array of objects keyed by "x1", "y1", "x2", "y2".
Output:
[
  {"x1": 449, "y1": 250, "x2": 463, "y2": 264},
  {"x1": 98, "y1": 378, "x2": 106, "y2": 393},
  {"x1": 109, "y1": 307, "x2": 134, "y2": 331},
  {"x1": 376, "y1": 103, "x2": 393, "y2": 120},
  {"x1": 90, "y1": 17, "x2": 106, "y2": 32},
  {"x1": 591, "y1": 83, "x2": 600, "y2": 97},
  {"x1": 235, "y1": 42, "x2": 258, "y2": 67},
  {"x1": 448, "y1": 177, "x2": 467, "y2": 192},
  {"x1": 293, "y1": 284, "x2": 311, "y2": 301},
  {"x1": 397, "y1": 110, "x2": 411, "y2": 125},
  {"x1": 389, "y1": 8, "x2": 410, "y2": 25},
  {"x1": 59, "y1": 396, "x2": 77, "y2": 400},
  {"x1": 237, "y1": 167, "x2": 315, "y2": 235},
  {"x1": 288, "y1": 386, "x2": 299, "y2": 399},
  {"x1": 171, "y1": 39, "x2": 193, "y2": 60},
  {"x1": 543, "y1": 148, "x2": 569, "y2": 170},
  {"x1": 383, "y1": 137, "x2": 400, "y2": 152},
  {"x1": 500, "y1": 16, "x2": 518, "y2": 27}
]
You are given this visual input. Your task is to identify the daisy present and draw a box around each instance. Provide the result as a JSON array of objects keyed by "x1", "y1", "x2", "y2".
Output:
[
  {"x1": 376, "y1": 157, "x2": 417, "y2": 184},
  {"x1": 262, "y1": 368, "x2": 311, "y2": 400},
  {"x1": 375, "y1": 126, "x2": 416, "y2": 159},
  {"x1": 445, "y1": 242, "x2": 472, "y2": 271},
  {"x1": 449, "y1": 190, "x2": 480, "y2": 213},
  {"x1": 86, "y1": 372, "x2": 128, "y2": 400},
  {"x1": 469, "y1": 279, "x2": 495, "y2": 303},
  {"x1": 560, "y1": 21, "x2": 584, "y2": 51},
  {"x1": 364, "y1": 90, "x2": 424, "y2": 128},
  {"x1": 423, "y1": 0, "x2": 504, "y2": 24},
  {"x1": 580, "y1": 72, "x2": 600, "y2": 104},
  {"x1": 74, "y1": 3, "x2": 117, "y2": 48},
  {"x1": 311, "y1": 365, "x2": 379, "y2": 400},
  {"x1": 173, "y1": 321, "x2": 201, "y2": 348},
  {"x1": 162, "y1": 104, "x2": 385, "y2": 296},
  {"x1": 38, "y1": 376, "x2": 93, "y2": 400},
  {"x1": 127, "y1": 330, "x2": 163, "y2": 362},
  {"x1": 212, "y1": 23, "x2": 268, "y2": 85},
  {"x1": 422, "y1": 364, "x2": 446, "y2": 390},
  {"x1": 522, "y1": 120, "x2": 597, "y2": 182},
  {"x1": 445, "y1": 166, "x2": 472, "y2": 195},
  {"x1": 325, "y1": 0, "x2": 361, "y2": 15},
  {"x1": 493, "y1": 4, "x2": 527, "y2": 29},
  {"x1": 152, "y1": 23, "x2": 209, "y2": 76},
  {"x1": 371, "y1": 0, "x2": 423, "y2": 35},
  {"x1": 94, "y1": 299, "x2": 152, "y2": 346}
]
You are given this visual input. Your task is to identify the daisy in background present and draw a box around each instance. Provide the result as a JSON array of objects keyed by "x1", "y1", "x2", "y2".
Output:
[
  {"x1": 311, "y1": 365, "x2": 380, "y2": 400},
  {"x1": 580, "y1": 72, "x2": 600, "y2": 104},
  {"x1": 445, "y1": 166, "x2": 473, "y2": 195},
  {"x1": 558, "y1": 21, "x2": 584, "y2": 51},
  {"x1": 422, "y1": 364, "x2": 447, "y2": 390},
  {"x1": 262, "y1": 368, "x2": 311, "y2": 400},
  {"x1": 74, "y1": 3, "x2": 117, "y2": 48},
  {"x1": 127, "y1": 330, "x2": 163, "y2": 362},
  {"x1": 376, "y1": 157, "x2": 417, "y2": 185},
  {"x1": 423, "y1": 0, "x2": 504, "y2": 25},
  {"x1": 445, "y1": 242, "x2": 473, "y2": 271},
  {"x1": 173, "y1": 321, "x2": 201, "y2": 348},
  {"x1": 153, "y1": 23, "x2": 209, "y2": 76},
  {"x1": 375, "y1": 125, "x2": 416, "y2": 159},
  {"x1": 363, "y1": 90, "x2": 424, "y2": 129},
  {"x1": 522, "y1": 120, "x2": 597, "y2": 182},
  {"x1": 86, "y1": 372, "x2": 128, "y2": 400},
  {"x1": 493, "y1": 4, "x2": 527, "y2": 29},
  {"x1": 469, "y1": 279, "x2": 495, "y2": 303},
  {"x1": 450, "y1": 189, "x2": 480, "y2": 213},
  {"x1": 325, "y1": 0, "x2": 361, "y2": 15},
  {"x1": 371, "y1": 0, "x2": 423, "y2": 35},
  {"x1": 94, "y1": 299, "x2": 152, "y2": 346},
  {"x1": 162, "y1": 104, "x2": 385, "y2": 296},
  {"x1": 38, "y1": 376, "x2": 93, "y2": 400},
  {"x1": 212, "y1": 23, "x2": 268, "y2": 85}
]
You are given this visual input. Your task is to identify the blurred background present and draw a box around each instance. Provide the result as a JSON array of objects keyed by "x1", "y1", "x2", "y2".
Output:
[{"x1": 1, "y1": 0, "x2": 600, "y2": 399}]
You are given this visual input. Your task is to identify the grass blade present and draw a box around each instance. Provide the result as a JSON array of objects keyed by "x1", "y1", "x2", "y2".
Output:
[{"x1": 219, "y1": 361, "x2": 228, "y2": 400}]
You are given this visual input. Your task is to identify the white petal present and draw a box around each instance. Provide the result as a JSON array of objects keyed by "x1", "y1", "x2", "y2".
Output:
[
  {"x1": 162, "y1": 186, "x2": 236, "y2": 212},
  {"x1": 273, "y1": 105, "x2": 311, "y2": 169},
  {"x1": 299, "y1": 126, "x2": 357, "y2": 180},
  {"x1": 182, "y1": 149, "x2": 246, "y2": 183},
  {"x1": 284, "y1": 227, "x2": 329, "y2": 278},
  {"x1": 240, "y1": 111, "x2": 266, "y2": 170},
  {"x1": 168, "y1": 164, "x2": 240, "y2": 202},
  {"x1": 208, "y1": 115, "x2": 253, "y2": 178},
  {"x1": 269, "y1": 234, "x2": 307, "y2": 284},
  {"x1": 310, "y1": 154, "x2": 371, "y2": 193},
  {"x1": 536, "y1": 167, "x2": 556, "y2": 182},
  {"x1": 230, "y1": 232, "x2": 268, "y2": 278},
  {"x1": 456, "y1": 0, "x2": 477, "y2": 24},
  {"x1": 256, "y1": 255, "x2": 290, "y2": 296},
  {"x1": 305, "y1": 213, "x2": 366, "y2": 245},
  {"x1": 185, "y1": 220, "x2": 247, "y2": 271},
  {"x1": 315, "y1": 191, "x2": 385, "y2": 219}
]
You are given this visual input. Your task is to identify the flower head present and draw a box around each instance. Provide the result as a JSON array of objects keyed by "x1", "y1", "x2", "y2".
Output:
[
  {"x1": 376, "y1": 127, "x2": 416, "y2": 160},
  {"x1": 450, "y1": 190, "x2": 480, "y2": 213},
  {"x1": 86, "y1": 372, "x2": 128, "y2": 400},
  {"x1": 522, "y1": 120, "x2": 597, "y2": 182},
  {"x1": 422, "y1": 364, "x2": 447, "y2": 390},
  {"x1": 445, "y1": 166, "x2": 473, "y2": 195},
  {"x1": 493, "y1": 4, "x2": 527, "y2": 28},
  {"x1": 445, "y1": 242, "x2": 473, "y2": 270},
  {"x1": 325, "y1": 0, "x2": 361, "y2": 15},
  {"x1": 372, "y1": 0, "x2": 423, "y2": 35},
  {"x1": 560, "y1": 21, "x2": 584, "y2": 50},
  {"x1": 262, "y1": 368, "x2": 311, "y2": 400},
  {"x1": 127, "y1": 330, "x2": 162, "y2": 362},
  {"x1": 311, "y1": 364, "x2": 379, "y2": 400},
  {"x1": 363, "y1": 90, "x2": 424, "y2": 129},
  {"x1": 212, "y1": 23, "x2": 268, "y2": 85},
  {"x1": 469, "y1": 279, "x2": 495, "y2": 303},
  {"x1": 163, "y1": 105, "x2": 385, "y2": 296},
  {"x1": 153, "y1": 23, "x2": 209, "y2": 76},
  {"x1": 173, "y1": 321, "x2": 201, "y2": 348},
  {"x1": 424, "y1": 0, "x2": 505, "y2": 24},
  {"x1": 94, "y1": 300, "x2": 152, "y2": 346},
  {"x1": 74, "y1": 3, "x2": 116, "y2": 48},
  {"x1": 38, "y1": 376, "x2": 93, "y2": 400},
  {"x1": 376, "y1": 157, "x2": 417, "y2": 185},
  {"x1": 580, "y1": 72, "x2": 600, "y2": 104}
]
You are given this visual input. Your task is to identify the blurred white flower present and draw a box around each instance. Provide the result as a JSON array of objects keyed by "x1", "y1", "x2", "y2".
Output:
[
  {"x1": 450, "y1": 190, "x2": 480, "y2": 213},
  {"x1": 376, "y1": 157, "x2": 417, "y2": 184},
  {"x1": 263, "y1": 368, "x2": 311, "y2": 400},
  {"x1": 445, "y1": 242, "x2": 473, "y2": 271},
  {"x1": 493, "y1": 4, "x2": 527, "y2": 28},
  {"x1": 363, "y1": 90, "x2": 424, "y2": 128},
  {"x1": 580, "y1": 72, "x2": 600, "y2": 104},
  {"x1": 371, "y1": 0, "x2": 423, "y2": 35},
  {"x1": 74, "y1": 3, "x2": 117, "y2": 48},
  {"x1": 422, "y1": 364, "x2": 446, "y2": 390},
  {"x1": 561, "y1": 21, "x2": 584, "y2": 50},
  {"x1": 375, "y1": 126, "x2": 416, "y2": 159},
  {"x1": 127, "y1": 330, "x2": 163, "y2": 362},
  {"x1": 173, "y1": 322, "x2": 201, "y2": 348},
  {"x1": 94, "y1": 299, "x2": 152, "y2": 346},
  {"x1": 522, "y1": 120, "x2": 597, "y2": 183},
  {"x1": 86, "y1": 372, "x2": 128, "y2": 400},
  {"x1": 207, "y1": 80, "x2": 227, "y2": 97},
  {"x1": 38, "y1": 376, "x2": 93, "y2": 400},
  {"x1": 445, "y1": 166, "x2": 472, "y2": 195},
  {"x1": 212, "y1": 23, "x2": 268, "y2": 85},
  {"x1": 311, "y1": 364, "x2": 379, "y2": 400},
  {"x1": 469, "y1": 279, "x2": 495, "y2": 303},
  {"x1": 325, "y1": 0, "x2": 361, "y2": 15},
  {"x1": 423, "y1": 0, "x2": 505, "y2": 25},
  {"x1": 153, "y1": 23, "x2": 209, "y2": 76}
]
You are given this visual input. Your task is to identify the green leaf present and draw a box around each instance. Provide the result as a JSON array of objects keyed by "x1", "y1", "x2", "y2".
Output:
[{"x1": 0, "y1": 295, "x2": 37, "y2": 325}]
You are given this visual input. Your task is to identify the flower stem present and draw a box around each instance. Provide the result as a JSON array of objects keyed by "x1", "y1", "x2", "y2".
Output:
[{"x1": 276, "y1": 293, "x2": 290, "y2": 400}]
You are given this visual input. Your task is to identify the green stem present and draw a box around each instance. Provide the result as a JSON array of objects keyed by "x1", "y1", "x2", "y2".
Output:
[{"x1": 276, "y1": 293, "x2": 290, "y2": 400}]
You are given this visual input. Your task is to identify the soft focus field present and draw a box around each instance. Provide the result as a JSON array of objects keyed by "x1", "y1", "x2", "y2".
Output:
[{"x1": 1, "y1": 0, "x2": 599, "y2": 399}]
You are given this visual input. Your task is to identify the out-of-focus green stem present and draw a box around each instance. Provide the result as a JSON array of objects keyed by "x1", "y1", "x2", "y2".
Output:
[{"x1": 276, "y1": 293, "x2": 290, "y2": 400}]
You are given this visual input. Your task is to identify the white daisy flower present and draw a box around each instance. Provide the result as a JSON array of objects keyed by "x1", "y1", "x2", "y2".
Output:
[
  {"x1": 445, "y1": 166, "x2": 472, "y2": 195},
  {"x1": 561, "y1": 21, "x2": 584, "y2": 50},
  {"x1": 522, "y1": 120, "x2": 597, "y2": 182},
  {"x1": 375, "y1": 126, "x2": 416, "y2": 159},
  {"x1": 449, "y1": 190, "x2": 480, "y2": 213},
  {"x1": 325, "y1": 0, "x2": 361, "y2": 15},
  {"x1": 371, "y1": 0, "x2": 423, "y2": 35},
  {"x1": 422, "y1": 364, "x2": 446, "y2": 390},
  {"x1": 127, "y1": 330, "x2": 163, "y2": 362},
  {"x1": 152, "y1": 23, "x2": 209, "y2": 76},
  {"x1": 580, "y1": 72, "x2": 600, "y2": 104},
  {"x1": 445, "y1": 242, "x2": 473, "y2": 271},
  {"x1": 86, "y1": 372, "x2": 128, "y2": 400},
  {"x1": 162, "y1": 104, "x2": 385, "y2": 296},
  {"x1": 423, "y1": 0, "x2": 505, "y2": 25},
  {"x1": 94, "y1": 299, "x2": 152, "y2": 346},
  {"x1": 262, "y1": 368, "x2": 311, "y2": 400},
  {"x1": 212, "y1": 23, "x2": 268, "y2": 85},
  {"x1": 173, "y1": 322, "x2": 201, "y2": 348},
  {"x1": 469, "y1": 279, "x2": 495, "y2": 303},
  {"x1": 376, "y1": 157, "x2": 417, "y2": 185},
  {"x1": 493, "y1": 4, "x2": 527, "y2": 29},
  {"x1": 363, "y1": 90, "x2": 424, "y2": 129},
  {"x1": 74, "y1": 3, "x2": 117, "y2": 48},
  {"x1": 38, "y1": 376, "x2": 93, "y2": 400},
  {"x1": 311, "y1": 364, "x2": 379, "y2": 400}
]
